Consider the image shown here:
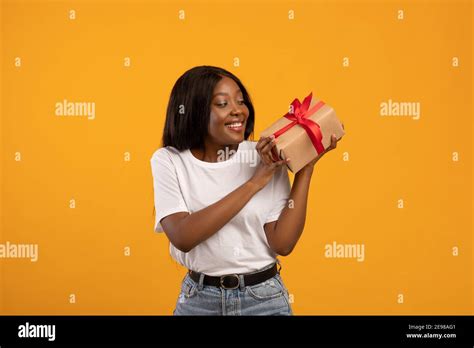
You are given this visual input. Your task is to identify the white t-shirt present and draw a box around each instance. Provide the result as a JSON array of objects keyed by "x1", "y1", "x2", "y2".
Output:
[{"x1": 150, "y1": 140, "x2": 291, "y2": 276}]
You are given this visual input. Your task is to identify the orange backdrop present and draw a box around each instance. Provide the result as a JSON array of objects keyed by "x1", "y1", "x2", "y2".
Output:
[{"x1": 1, "y1": 0, "x2": 472, "y2": 315}]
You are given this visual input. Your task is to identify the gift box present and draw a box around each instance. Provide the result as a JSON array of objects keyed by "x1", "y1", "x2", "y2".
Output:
[{"x1": 260, "y1": 92, "x2": 345, "y2": 173}]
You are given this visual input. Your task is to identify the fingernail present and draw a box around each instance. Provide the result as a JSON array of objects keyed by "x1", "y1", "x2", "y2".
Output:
[
  {"x1": 286, "y1": 158, "x2": 291, "y2": 161},
  {"x1": 270, "y1": 134, "x2": 275, "y2": 139}
]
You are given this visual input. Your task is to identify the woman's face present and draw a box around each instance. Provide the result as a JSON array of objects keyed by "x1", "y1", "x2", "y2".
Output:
[{"x1": 207, "y1": 75, "x2": 250, "y2": 146}]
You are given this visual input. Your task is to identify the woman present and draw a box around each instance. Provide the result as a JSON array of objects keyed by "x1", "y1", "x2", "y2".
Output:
[{"x1": 150, "y1": 65, "x2": 340, "y2": 315}]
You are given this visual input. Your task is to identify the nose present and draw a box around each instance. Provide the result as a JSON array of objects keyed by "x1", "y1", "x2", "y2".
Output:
[{"x1": 230, "y1": 101, "x2": 245, "y2": 115}]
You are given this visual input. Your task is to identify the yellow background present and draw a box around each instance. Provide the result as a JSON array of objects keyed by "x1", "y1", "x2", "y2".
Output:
[{"x1": 1, "y1": 0, "x2": 472, "y2": 315}]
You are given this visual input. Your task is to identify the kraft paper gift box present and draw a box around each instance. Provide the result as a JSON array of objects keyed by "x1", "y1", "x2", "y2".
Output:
[{"x1": 260, "y1": 92, "x2": 345, "y2": 173}]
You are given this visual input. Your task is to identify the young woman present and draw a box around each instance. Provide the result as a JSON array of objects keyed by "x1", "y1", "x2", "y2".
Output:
[{"x1": 150, "y1": 65, "x2": 340, "y2": 315}]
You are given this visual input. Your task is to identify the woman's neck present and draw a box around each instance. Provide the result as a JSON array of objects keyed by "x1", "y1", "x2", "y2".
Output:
[{"x1": 191, "y1": 142, "x2": 239, "y2": 163}]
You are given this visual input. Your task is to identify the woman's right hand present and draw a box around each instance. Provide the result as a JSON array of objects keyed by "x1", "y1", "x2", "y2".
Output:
[{"x1": 249, "y1": 135, "x2": 290, "y2": 190}]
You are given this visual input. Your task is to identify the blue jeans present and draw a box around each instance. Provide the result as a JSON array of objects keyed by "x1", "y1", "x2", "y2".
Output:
[{"x1": 173, "y1": 264, "x2": 293, "y2": 316}]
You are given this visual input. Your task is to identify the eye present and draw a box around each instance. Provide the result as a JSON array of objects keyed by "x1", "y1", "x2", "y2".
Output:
[{"x1": 216, "y1": 100, "x2": 245, "y2": 107}]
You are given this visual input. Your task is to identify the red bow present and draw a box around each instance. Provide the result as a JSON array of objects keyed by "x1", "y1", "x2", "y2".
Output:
[{"x1": 273, "y1": 92, "x2": 326, "y2": 155}]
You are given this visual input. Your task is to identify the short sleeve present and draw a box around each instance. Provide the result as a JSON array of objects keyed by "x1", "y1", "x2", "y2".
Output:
[
  {"x1": 265, "y1": 165, "x2": 291, "y2": 223},
  {"x1": 150, "y1": 148, "x2": 189, "y2": 233}
]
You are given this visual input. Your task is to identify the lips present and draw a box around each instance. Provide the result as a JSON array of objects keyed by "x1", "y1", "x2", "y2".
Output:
[
  {"x1": 225, "y1": 121, "x2": 243, "y2": 129},
  {"x1": 225, "y1": 120, "x2": 245, "y2": 132}
]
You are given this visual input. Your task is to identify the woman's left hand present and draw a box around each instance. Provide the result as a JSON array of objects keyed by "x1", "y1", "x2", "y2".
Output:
[{"x1": 301, "y1": 123, "x2": 344, "y2": 171}]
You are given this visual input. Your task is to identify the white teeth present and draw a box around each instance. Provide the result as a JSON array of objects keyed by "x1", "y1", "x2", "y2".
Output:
[{"x1": 226, "y1": 122, "x2": 242, "y2": 129}]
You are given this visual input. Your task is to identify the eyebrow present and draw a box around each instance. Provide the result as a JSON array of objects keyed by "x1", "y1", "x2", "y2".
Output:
[{"x1": 213, "y1": 89, "x2": 242, "y2": 97}]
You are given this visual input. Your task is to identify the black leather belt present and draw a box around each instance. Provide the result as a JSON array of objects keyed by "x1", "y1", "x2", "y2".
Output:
[{"x1": 188, "y1": 263, "x2": 279, "y2": 290}]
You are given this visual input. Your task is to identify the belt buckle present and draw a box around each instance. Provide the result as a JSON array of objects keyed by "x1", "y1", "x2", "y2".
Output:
[{"x1": 220, "y1": 274, "x2": 240, "y2": 290}]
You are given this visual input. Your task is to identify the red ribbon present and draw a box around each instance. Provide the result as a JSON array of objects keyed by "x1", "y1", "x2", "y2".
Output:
[{"x1": 272, "y1": 92, "x2": 326, "y2": 155}]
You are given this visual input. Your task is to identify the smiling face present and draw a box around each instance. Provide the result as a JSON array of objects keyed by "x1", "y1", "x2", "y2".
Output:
[{"x1": 207, "y1": 75, "x2": 250, "y2": 146}]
